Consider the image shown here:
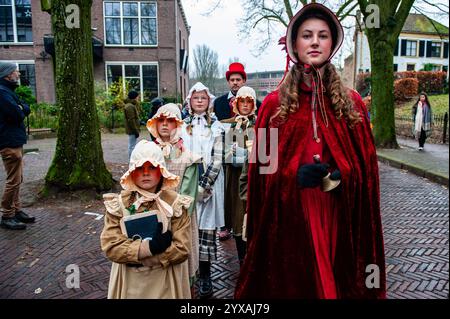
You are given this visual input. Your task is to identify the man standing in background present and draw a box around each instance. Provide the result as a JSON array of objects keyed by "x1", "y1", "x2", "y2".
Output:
[
  {"x1": 124, "y1": 90, "x2": 141, "y2": 160},
  {"x1": 214, "y1": 62, "x2": 248, "y2": 121},
  {"x1": 0, "y1": 62, "x2": 35, "y2": 230}
]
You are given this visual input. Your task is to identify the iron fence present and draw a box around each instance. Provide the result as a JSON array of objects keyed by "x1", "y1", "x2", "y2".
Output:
[{"x1": 395, "y1": 112, "x2": 449, "y2": 143}]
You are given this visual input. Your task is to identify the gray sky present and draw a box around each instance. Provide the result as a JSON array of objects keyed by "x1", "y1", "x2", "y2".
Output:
[{"x1": 182, "y1": 0, "x2": 449, "y2": 74}]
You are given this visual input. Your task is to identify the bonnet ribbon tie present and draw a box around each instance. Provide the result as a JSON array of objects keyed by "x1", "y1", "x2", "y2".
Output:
[{"x1": 235, "y1": 115, "x2": 250, "y2": 130}]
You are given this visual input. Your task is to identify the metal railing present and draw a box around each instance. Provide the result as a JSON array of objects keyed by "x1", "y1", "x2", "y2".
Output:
[{"x1": 395, "y1": 112, "x2": 449, "y2": 143}]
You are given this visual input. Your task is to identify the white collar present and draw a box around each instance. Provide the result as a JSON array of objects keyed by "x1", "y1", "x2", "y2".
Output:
[{"x1": 192, "y1": 113, "x2": 208, "y2": 126}]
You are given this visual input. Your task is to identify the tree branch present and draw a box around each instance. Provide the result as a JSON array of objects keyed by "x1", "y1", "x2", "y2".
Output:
[
  {"x1": 261, "y1": 6, "x2": 289, "y2": 26},
  {"x1": 412, "y1": 4, "x2": 448, "y2": 40},
  {"x1": 336, "y1": 0, "x2": 357, "y2": 18},
  {"x1": 199, "y1": 0, "x2": 222, "y2": 16},
  {"x1": 253, "y1": 15, "x2": 285, "y2": 29},
  {"x1": 356, "y1": 0, "x2": 368, "y2": 18},
  {"x1": 421, "y1": 0, "x2": 449, "y2": 13},
  {"x1": 283, "y1": 0, "x2": 294, "y2": 19},
  {"x1": 393, "y1": 0, "x2": 416, "y2": 35},
  {"x1": 338, "y1": 2, "x2": 359, "y2": 21}
]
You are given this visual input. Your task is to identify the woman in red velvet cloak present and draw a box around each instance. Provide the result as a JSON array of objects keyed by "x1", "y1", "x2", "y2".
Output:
[{"x1": 235, "y1": 3, "x2": 386, "y2": 299}]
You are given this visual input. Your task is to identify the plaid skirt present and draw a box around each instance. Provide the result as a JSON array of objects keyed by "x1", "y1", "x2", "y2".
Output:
[{"x1": 198, "y1": 229, "x2": 217, "y2": 262}]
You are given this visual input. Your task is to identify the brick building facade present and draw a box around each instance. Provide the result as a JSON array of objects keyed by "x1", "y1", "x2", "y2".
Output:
[{"x1": 0, "y1": 0, "x2": 190, "y2": 103}]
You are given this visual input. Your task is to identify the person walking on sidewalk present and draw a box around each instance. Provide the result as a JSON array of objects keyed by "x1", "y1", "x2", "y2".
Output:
[
  {"x1": 412, "y1": 92, "x2": 432, "y2": 151},
  {"x1": 124, "y1": 90, "x2": 141, "y2": 160},
  {"x1": 235, "y1": 3, "x2": 385, "y2": 299},
  {"x1": 0, "y1": 62, "x2": 35, "y2": 230}
]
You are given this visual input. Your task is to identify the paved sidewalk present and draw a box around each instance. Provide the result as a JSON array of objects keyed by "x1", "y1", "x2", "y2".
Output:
[
  {"x1": 377, "y1": 137, "x2": 449, "y2": 185},
  {"x1": 0, "y1": 134, "x2": 448, "y2": 299}
]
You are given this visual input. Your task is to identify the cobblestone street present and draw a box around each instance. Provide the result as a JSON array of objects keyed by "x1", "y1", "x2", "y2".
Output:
[{"x1": 0, "y1": 134, "x2": 448, "y2": 299}]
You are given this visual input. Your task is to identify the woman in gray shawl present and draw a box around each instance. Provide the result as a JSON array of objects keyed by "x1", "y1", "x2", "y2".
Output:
[{"x1": 412, "y1": 92, "x2": 432, "y2": 151}]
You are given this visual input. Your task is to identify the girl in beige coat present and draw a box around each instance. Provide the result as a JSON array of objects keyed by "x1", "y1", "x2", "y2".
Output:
[{"x1": 100, "y1": 140, "x2": 193, "y2": 299}]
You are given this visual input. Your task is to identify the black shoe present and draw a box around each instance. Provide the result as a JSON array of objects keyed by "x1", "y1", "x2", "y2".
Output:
[
  {"x1": 198, "y1": 277, "x2": 213, "y2": 299},
  {"x1": 1, "y1": 217, "x2": 26, "y2": 230},
  {"x1": 15, "y1": 210, "x2": 35, "y2": 223}
]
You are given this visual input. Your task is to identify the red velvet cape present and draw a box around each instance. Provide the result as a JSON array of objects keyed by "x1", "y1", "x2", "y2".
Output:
[{"x1": 235, "y1": 87, "x2": 386, "y2": 299}]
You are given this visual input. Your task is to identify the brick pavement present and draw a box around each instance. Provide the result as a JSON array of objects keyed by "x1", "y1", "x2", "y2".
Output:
[
  {"x1": 377, "y1": 136, "x2": 449, "y2": 186},
  {"x1": 381, "y1": 165, "x2": 449, "y2": 299},
  {"x1": 0, "y1": 134, "x2": 448, "y2": 299}
]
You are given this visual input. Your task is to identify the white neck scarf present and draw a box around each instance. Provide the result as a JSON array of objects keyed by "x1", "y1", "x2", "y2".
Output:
[
  {"x1": 414, "y1": 101, "x2": 424, "y2": 134},
  {"x1": 235, "y1": 115, "x2": 250, "y2": 130},
  {"x1": 156, "y1": 127, "x2": 182, "y2": 157}
]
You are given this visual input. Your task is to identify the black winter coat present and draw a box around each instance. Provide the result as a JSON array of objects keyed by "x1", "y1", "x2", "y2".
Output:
[{"x1": 0, "y1": 78, "x2": 31, "y2": 150}]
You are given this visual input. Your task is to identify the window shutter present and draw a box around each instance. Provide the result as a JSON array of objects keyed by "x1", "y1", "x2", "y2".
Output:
[
  {"x1": 426, "y1": 41, "x2": 433, "y2": 57},
  {"x1": 401, "y1": 39, "x2": 407, "y2": 56},
  {"x1": 394, "y1": 40, "x2": 399, "y2": 56},
  {"x1": 419, "y1": 41, "x2": 425, "y2": 57},
  {"x1": 444, "y1": 42, "x2": 449, "y2": 59}
]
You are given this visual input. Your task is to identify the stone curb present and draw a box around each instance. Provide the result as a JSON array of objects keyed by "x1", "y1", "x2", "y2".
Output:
[
  {"x1": 377, "y1": 153, "x2": 449, "y2": 186},
  {"x1": 24, "y1": 148, "x2": 40, "y2": 154}
]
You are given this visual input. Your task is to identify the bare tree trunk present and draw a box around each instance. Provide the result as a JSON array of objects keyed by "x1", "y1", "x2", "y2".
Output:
[{"x1": 44, "y1": 0, "x2": 113, "y2": 191}]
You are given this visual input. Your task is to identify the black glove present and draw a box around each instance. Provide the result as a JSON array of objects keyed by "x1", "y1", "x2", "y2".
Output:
[
  {"x1": 149, "y1": 222, "x2": 172, "y2": 255},
  {"x1": 330, "y1": 169, "x2": 341, "y2": 181},
  {"x1": 135, "y1": 132, "x2": 140, "y2": 139},
  {"x1": 297, "y1": 163, "x2": 330, "y2": 188}
]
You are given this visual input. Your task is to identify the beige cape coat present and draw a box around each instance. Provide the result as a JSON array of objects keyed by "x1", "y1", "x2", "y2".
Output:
[{"x1": 100, "y1": 189, "x2": 192, "y2": 299}]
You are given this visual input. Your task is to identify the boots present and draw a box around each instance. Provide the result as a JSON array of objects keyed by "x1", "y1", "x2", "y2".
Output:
[
  {"x1": 198, "y1": 260, "x2": 213, "y2": 298},
  {"x1": 1, "y1": 217, "x2": 26, "y2": 230},
  {"x1": 235, "y1": 235, "x2": 247, "y2": 266}
]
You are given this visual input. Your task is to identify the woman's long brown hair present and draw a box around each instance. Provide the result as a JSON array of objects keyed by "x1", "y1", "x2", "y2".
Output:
[{"x1": 274, "y1": 63, "x2": 362, "y2": 128}]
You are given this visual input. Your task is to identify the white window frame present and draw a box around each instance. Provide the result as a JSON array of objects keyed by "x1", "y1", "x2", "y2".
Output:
[
  {"x1": 430, "y1": 41, "x2": 443, "y2": 58},
  {"x1": 0, "y1": 59, "x2": 34, "y2": 84},
  {"x1": 103, "y1": 1, "x2": 158, "y2": 47},
  {"x1": 0, "y1": 0, "x2": 33, "y2": 45},
  {"x1": 104, "y1": 61, "x2": 160, "y2": 101},
  {"x1": 405, "y1": 40, "x2": 418, "y2": 57}
]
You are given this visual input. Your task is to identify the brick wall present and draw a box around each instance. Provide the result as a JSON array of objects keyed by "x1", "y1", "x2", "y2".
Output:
[{"x1": 0, "y1": 0, "x2": 188, "y2": 103}]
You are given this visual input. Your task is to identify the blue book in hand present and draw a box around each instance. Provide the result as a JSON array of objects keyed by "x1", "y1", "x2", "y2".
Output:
[{"x1": 120, "y1": 211, "x2": 159, "y2": 241}]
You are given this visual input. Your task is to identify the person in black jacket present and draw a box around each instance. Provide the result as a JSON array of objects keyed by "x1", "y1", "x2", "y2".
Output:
[
  {"x1": 213, "y1": 62, "x2": 247, "y2": 121},
  {"x1": 0, "y1": 62, "x2": 35, "y2": 230}
]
